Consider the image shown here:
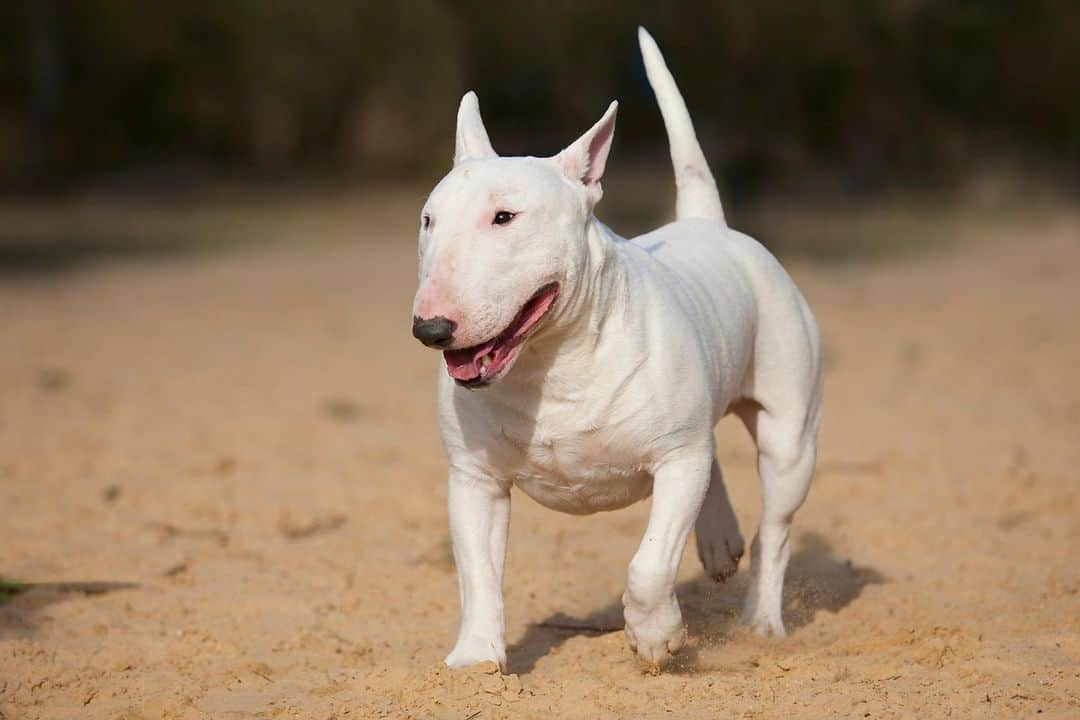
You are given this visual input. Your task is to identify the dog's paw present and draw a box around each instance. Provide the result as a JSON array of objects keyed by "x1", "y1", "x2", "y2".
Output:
[
  {"x1": 740, "y1": 600, "x2": 786, "y2": 638},
  {"x1": 444, "y1": 637, "x2": 507, "y2": 673},
  {"x1": 622, "y1": 592, "x2": 685, "y2": 668},
  {"x1": 695, "y1": 512, "x2": 745, "y2": 582}
]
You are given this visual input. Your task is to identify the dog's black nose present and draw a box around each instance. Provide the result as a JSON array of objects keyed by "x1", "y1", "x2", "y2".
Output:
[{"x1": 412, "y1": 316, "x2": 457, "y2": 348}]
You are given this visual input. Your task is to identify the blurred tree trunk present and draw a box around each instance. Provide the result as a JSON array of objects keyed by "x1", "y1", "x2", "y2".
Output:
[{"x1": 26, "y1": 0, "x2": 64, "y2": 187}]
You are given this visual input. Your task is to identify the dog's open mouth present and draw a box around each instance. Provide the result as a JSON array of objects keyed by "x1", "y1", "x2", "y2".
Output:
[{"x1": 444, "y1": 283, "x2": 560, "y2": 387}]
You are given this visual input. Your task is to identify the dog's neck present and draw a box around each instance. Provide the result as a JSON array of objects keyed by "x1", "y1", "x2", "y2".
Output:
[
  {"x1": 500, "y1": 216, "x2": 628, "y2": 397},
  {"x1": 565, "y1": 215, "x2": 627, "y2": 345}
]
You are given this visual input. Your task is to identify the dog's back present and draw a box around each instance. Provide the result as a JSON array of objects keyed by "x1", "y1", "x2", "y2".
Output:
[{"x1": 633, "y1": 27, "x2": 823, "y2": 423}]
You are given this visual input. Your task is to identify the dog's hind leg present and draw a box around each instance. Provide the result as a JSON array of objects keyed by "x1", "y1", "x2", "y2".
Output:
[
  {"x1": 737, "y1": 403, "x2": 817, "y2": 636},
  {"x1": 695, "y1": 459, "x2": 745, "y2": 582}
]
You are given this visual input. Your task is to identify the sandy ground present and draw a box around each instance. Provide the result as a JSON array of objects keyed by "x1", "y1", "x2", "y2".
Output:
[{"x1": 1, "y1": 193, "x2": 1078, "y2": 719}]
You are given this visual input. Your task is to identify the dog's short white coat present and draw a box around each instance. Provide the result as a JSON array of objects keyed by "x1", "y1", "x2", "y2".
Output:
[{"x1": 413, "y1": 28, "x2": 823, "y2": 671}]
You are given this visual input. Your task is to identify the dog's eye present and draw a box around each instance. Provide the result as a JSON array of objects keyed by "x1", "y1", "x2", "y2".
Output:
[
  {"x1": 422, "y1": 214, "x2": 431, "y2": 230},
  {"x1": 492, "y1": 211, "x2": 515, "y2": 226}
]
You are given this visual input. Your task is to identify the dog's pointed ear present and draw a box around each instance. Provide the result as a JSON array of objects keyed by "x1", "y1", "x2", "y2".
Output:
[
  {"x1": 454, "y1": 91, "x2": 497, "y2": 165},
  {"x1": 553, "y1": 101, "x2": 618, "y2": 205}
]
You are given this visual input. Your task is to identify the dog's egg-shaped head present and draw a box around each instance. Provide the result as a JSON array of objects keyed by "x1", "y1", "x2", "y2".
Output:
[{"x1": 412, "y1": 92, "x2": 617, "y2": 387}]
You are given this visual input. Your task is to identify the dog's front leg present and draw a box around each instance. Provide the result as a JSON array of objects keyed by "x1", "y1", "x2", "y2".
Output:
[
  {"x1": 444, "y1": 470, "x2": 510, "y2": 672},
  {"x1": 623, "y1": 452, "x2": 711, "y2": 668}
]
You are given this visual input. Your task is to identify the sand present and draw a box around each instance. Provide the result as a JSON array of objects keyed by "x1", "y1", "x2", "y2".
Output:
[{"x1": 1, "y1": 194, "x2": 1078, "y2": 719}]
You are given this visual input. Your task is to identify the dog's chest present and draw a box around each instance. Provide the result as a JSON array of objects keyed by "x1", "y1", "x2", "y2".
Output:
[{"x1": 493, "y1": 410, "x2": 654, "y2": 515}]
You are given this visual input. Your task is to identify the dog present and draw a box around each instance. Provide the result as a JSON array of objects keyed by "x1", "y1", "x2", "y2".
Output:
[{"x1": 411, "y1": 27, "x2": 823, "y2": 671}]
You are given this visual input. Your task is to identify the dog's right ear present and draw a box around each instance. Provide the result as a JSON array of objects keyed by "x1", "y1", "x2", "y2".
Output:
[
  {"x1": 553, "y1": 101, "x2": 618, "y2": 207},
  {"x1": 454, "y1": 91, "x2": 497, "y2": 165}
]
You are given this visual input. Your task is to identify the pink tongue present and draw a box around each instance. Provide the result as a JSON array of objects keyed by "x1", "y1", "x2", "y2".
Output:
[
  {"x1": 444, "y1": 339, "x2": 497, "y2": 381},
  {"x1": 445, "y1": 341, "x2": 519, "y2": 382}
]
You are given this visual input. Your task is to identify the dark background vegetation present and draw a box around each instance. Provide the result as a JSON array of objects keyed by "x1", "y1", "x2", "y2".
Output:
[{"x1": 3, "y1": 0, "x2": 1078, "y2": 200}]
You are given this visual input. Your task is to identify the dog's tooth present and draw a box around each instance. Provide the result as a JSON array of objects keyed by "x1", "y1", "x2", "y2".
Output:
[{"x1": 481, "y1": 355, "x2": 492, "y2": 369}]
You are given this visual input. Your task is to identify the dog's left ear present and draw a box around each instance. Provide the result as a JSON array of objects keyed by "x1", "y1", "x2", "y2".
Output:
[
  {"x1": 455, "y1": 91, "x2": 497, "y2": 165},
  {"x1": 553, "y1": 101, "x2": 618, "y2": 206}
]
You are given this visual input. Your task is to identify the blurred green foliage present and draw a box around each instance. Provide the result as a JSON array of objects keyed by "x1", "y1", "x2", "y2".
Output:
[
  {"x1": 0, "y1": 577, "x2": 25, "y2": 605},
  {"x1": 1, "y1": 1, "x2": 1077, "y2": 193}
]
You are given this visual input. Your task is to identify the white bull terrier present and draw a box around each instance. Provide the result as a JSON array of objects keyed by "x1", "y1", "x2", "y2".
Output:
[{"x1": 412, "y1": 27, "x2": 823, "y2": 671}]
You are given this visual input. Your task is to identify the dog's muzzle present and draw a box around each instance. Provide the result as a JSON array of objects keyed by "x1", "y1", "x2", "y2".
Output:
[{"x1": 412, "y1": 315, "x2": 457, "y2": 348}]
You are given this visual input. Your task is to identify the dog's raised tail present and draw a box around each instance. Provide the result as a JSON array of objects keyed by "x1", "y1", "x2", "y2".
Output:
[{"x1": 638, "y1": 27, "x2": 725, "y2": 225}]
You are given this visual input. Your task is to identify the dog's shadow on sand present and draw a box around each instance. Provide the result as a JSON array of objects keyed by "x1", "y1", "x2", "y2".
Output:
[
  {"x1": 507, "y1": 531, "x2": 884, "y2": 674},
  {"x1": 0, "y1": 581, "x2": 138, "y2": 639}
]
